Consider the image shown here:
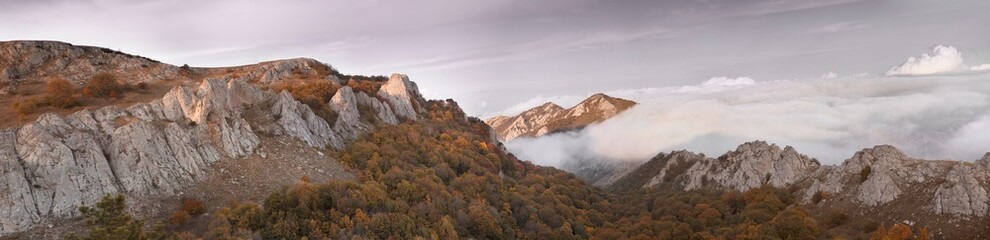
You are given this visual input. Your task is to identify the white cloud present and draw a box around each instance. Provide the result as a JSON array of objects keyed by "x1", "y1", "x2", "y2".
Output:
[
  {"x1": 946, "y1": 114, "x2": 990, "y2": 160},
  {"x1": 822, "y1": 72, "x2": 838, "y2": 79},
  {"x1": 811, "y1": 21, "x2": 869, "y2": 33},
  {"x1": 971, "y1": 64, "x2": 990, "y2": 71},
  {"x1": 702, "y1": 76, "x2": 757, "y2": 87},
  {"x1": 885, "y1": 45, "x2": 979, "y2": 76},
  {"x1": 504, "y1": 72, "x2": 990, "y2": 167}
]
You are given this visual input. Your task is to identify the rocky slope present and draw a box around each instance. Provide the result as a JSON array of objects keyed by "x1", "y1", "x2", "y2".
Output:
[
  {"x1": 0, "y1": 70, "x2": 424, "y2": 235},
  {"x1": 485, "y1": 93, "x2": 635, "y2": 142},
  {"x1": 607, "y1": 141, "x2": 990, "y2": 229},
  {"x1": 0, "y1": 41, "x2": 341, "y2": 93}
]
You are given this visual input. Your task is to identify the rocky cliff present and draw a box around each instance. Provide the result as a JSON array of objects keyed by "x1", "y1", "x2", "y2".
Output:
[
  {"x1": 608, "y1": 141, "x2": 990, "y2": 218},
  {"x1": 485, "y1": 93, "x2": 635, "y2": 142},
  {"x1": 0, "y1": 72, "x2": 423, "y2": 235}
]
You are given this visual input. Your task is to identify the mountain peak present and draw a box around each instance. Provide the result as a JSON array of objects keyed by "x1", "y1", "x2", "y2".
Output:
[
  {"x1": 977, "y1": 152, "x2": 990, "y2": 166},
  {"x1": 485, "y1": 93, "x2": 636, "y2": 141},
  {"x1": 538, "y1": 101, "x2": 564, "y2": 109}
]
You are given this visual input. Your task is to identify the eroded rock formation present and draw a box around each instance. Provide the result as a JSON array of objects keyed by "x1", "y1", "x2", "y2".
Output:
[{"x1": 0, "y1": 74, "x2": 420, "y2": 235}]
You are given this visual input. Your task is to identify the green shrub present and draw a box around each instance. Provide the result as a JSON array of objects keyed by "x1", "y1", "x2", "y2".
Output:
[{"x1": 66, "y1": 195, "x2": 163, "y2": 240}]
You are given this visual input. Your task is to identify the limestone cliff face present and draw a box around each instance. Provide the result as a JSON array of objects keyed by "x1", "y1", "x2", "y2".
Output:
[
  {"x1": 0, "y1": 74, "x2": 421, "y2": 235},
  {"x1": 680, "y1": 141, "x2": 821, "y2": 191},
  {"x1": 803, "y1": 146, "x2": 990, "y2": 216},
  {"x1": 611, "y1": 141, "x2": 820, "y2": 191},
  {"x1": 608, "y1": 141, "x2": 990, "y2": 217},
  {"x1": 485, "y1": 93, "x2": 636, "y2": 142}
]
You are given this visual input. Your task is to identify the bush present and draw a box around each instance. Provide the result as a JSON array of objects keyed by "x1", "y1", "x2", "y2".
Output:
[
  {"x1": 82, "y1": 72, "x2": 123, "y2": 98},
  {"x1": 863, "y1": 221, "x2": 880, "y2": 232},
  {"x1": 45, "y1": 78, "x2": 76, "y2": 108},
  {"x1": 136, "y1": 82, "x2": 149, "y2": 91},
  {"x1": 66, "y1": 195, "x2": 162, "y2": 240},
  {"x1": 825, "y1": 211, "x2": 848, "y2": 228},
  {"x1": 276, "y1": 80, "x2": 340, "y2": 124},
  {"x1": 812, "y1": 191, "x2": 828, "y2": 204},
  {"x1": 870, "y1": 223, "x2": 913, "y2": 240},
  {"x1": 346, "y1": 79, "x2": 381, "y2": 96},
  {"x1": 169, "y1": 210, "x2": 192, "y2": 225},
  {"x1": 12, "y1": 99, "x2": 37, "y2": 118},
  {"x1": 181, "y1": 197, "x2": 206, "y2": 216}
]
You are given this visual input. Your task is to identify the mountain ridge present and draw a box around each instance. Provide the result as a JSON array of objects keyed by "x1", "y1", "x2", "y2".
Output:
[
  {"x1": 485, "y1": 93, "x2": 635, "y2": 142},
  {"x1": 603, "y1": 140, "x2": 990, "y2": 237}
]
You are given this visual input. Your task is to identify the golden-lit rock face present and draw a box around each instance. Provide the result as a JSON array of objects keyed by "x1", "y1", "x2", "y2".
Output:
[{"x1": 485, "y1": 93, "x2": 636, "y2": 142}]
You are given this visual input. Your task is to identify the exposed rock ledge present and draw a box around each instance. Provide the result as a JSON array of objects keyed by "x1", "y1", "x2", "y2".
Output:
[{"x1": 0, "y1": 73, "x2": 422, "y2": 235}]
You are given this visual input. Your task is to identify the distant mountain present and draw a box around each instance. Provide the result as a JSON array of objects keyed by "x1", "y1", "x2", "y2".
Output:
[{"x1": 485, "y1": 93, "x2": 635, "y2": 142}]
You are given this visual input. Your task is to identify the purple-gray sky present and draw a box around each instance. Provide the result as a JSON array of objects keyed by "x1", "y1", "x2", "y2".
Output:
[{"x1": 1, "y1": 0, "x2": 988, "y2": 118}]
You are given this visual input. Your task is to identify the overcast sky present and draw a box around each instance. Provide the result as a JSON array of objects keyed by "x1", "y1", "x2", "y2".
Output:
[{"x1": 1, "y1": 0, "x2": 988, "y2": 117}]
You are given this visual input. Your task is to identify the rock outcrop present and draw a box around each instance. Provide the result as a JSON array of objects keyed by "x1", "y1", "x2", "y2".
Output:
[
  {"x1": 377, "y1": 73, "x2": 422, "y2": 121},
  {"x1": 610, "y1": 141, "x2": 820, "y2": 191},
  {"x1": 607, "y1": 141, "x2": 990, "y2": 218},
  {"x1": 681, "y1": 141, "x2": 821, "y2": 191},
  {"x1": 216, "y1": 58, "x2": 337, "y2": 84},
  {"x1": 0, "y1": 74, "x2": 420, "y2": 235},
  {"x1": 934, "y1": 164, "x2": 989, "y2": 216},
  {"x1": 330, "y1": 87, "x2": 368, "y2": 141},
  {"x1": 485, "y1": 93, "x2": 636, "y2": 142}
]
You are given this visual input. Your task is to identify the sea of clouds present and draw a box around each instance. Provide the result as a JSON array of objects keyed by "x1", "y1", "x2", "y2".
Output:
[{"x1": 506, "y1": 45, "x2": 990, "y2": 167}]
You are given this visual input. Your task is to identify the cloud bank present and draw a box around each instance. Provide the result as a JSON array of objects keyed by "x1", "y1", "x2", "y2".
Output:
[
  {"x1": 507, "y1": 72, "x2": 990, "y2": 168},
  {"x1": 505, "y1": 45, "x2": 990, "y2": 168}
]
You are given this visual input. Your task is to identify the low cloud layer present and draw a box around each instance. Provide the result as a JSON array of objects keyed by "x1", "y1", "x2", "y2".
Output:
[
  {"x1": 508, "y1": 73, "x2": 990, "y2": 167},
  {"x1": 505, "y1": 46, "x2": 990, "y2": 168},
  {"x1": 701, "y1": 77, "x2": 757, "y2": 87}
]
